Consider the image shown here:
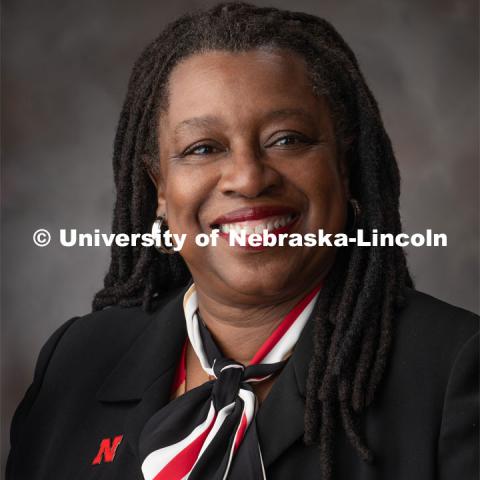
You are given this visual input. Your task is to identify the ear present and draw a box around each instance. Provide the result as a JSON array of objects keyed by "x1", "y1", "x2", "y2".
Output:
[{"x1": 142, "y1": 154, "x2": 167, "y2": 218}]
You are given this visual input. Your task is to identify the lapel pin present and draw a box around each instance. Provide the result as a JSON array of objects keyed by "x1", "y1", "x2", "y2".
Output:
[{"x1": 92, "y1": 435, "x2": 124, "y2": 465}]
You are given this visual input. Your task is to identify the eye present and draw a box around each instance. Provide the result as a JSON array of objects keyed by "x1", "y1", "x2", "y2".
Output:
[
  {"x1": 268, "y1": 133, "x2": 313, "y2": 148},
  {"x1": 183, "y1": 143, "x2": 221, "y2": 156}
]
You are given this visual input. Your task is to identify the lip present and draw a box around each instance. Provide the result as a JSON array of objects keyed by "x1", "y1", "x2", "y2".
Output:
[
  {"x1": 210, "y1": 205, "x2": 299, "y2": 227},
  {"x1": 225, "y1": 218, "x2": 299, "y2": 251},
  {"x1": 210, "y1": 205, "x2": 300, "y2": 252}
]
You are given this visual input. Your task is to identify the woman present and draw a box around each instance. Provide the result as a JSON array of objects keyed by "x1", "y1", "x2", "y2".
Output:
[{"x1": 7, "y1": 3, "x2": 478, "y2": 480}]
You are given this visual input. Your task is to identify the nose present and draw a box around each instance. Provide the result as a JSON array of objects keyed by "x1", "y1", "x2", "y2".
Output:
[{"x1": 218, "y1": 146, "x2": 282, "y2": 198}]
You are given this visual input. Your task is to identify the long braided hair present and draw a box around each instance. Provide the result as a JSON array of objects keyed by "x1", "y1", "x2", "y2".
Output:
[{"x1": 93, "y1": 3, "x2": 412, "y2": 478}]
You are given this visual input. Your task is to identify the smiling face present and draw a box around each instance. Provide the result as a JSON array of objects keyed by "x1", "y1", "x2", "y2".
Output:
[{"x1": 154, "y1": 48, "x2": 349, "y2": 304}]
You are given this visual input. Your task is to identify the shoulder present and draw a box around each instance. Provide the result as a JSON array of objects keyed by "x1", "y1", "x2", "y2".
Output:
[
  {"x1": 53, "y1": 303, "x2": 156, "y2": 360},
  {"x1": 395, "y1": 288, "x2": 478, "y2": 358},
  {"x1": 377, "y1": 288, "x2": 478, "y2": 405},
  {"x1": 21, "y1": 288, "x2": 185, "y2": 403},
  {"x1": 12, "y1": 306, "x2": 150, "y2": 416},
  {"x1": 385, "y1": 288, "x2": 478, "y2": 410},
  {"x1": 46, "y1": 304, "x2": 155, "y2": 376},
  {"x1": 396, "y1": 291, "x2": 480, "y2": 478},
  {"x1": 401, "y1": 288, "x2": 478, "y2": 327},
  {"x1": 40, "y1": 289, "x2": 184, "y2": 379},
  {"x1": 7, "y1": 304, "x2": 151, "y2": 469}
]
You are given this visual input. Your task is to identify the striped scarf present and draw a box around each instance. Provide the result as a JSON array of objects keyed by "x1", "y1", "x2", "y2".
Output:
[{"x1": 139, "y1": 283, "x2": 321, "y2": 480}]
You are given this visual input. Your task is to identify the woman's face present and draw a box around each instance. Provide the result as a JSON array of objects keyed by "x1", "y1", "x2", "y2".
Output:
[{"x1": 155, "y1": 49, "x2": 349, "y2": 303}]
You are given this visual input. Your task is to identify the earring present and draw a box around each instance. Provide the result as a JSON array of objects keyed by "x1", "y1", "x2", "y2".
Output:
[
  {"x1": 347, "y1": 198, "x2": 361, "y2": 232},
  {"x1": 152, "y1": 216, "x2": 175, "y2": 254}
]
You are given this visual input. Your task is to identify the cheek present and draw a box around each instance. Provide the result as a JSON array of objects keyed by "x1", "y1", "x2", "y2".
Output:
[
  {"x1": 293, "y1": 158, "x2": 348, "y2": 231},
  {"x1": 162, "y1": 166, "x2": 213, "y2": 234}
]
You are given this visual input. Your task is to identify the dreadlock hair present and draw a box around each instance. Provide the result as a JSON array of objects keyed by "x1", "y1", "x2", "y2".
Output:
[{"x1": 93, "y1": 2, "x2": 413, "y2": 478}]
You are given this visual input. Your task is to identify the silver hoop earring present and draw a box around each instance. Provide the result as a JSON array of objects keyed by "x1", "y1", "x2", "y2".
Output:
[
  {"x1": 152, "y1": 216, "x2": 175, "y2": 254},
  {"x1": 348, "y1": 198, "x2": 361, "y2": 232}
]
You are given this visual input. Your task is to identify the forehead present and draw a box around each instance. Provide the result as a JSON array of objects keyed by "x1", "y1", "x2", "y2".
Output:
[
  {"x1": 161, "y1": 49, "x2": 320, "y2": 125},
  {"x1": 168, "y1": 48, "x2": 311, "y2": 88}
]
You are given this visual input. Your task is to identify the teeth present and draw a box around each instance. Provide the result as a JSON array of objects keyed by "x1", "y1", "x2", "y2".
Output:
[{"x1": 217, "y1": 214, "x2": 295, "y2": 234}]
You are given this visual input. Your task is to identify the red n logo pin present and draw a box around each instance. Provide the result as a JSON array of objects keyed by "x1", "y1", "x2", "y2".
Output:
[{"x1": 92, "y1": 435, "x2": 124, "y2": 465}]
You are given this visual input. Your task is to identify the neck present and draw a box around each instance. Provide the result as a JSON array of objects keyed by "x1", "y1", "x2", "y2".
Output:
[{"x1": 193, "y1": 284, "x2": 318, "y2": 365}]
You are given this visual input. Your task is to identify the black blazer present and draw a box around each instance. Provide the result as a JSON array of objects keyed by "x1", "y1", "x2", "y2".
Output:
[{"x1": 7, "y1": 288, "x2": 479, "y2": 480}]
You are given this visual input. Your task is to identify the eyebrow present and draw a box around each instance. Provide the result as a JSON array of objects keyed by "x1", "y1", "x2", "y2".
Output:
[
  {"x1": 173, "y1": 107, "x2": 315, "y2": 137},
  {"x1": 174, "y1": 115, "x2": 224, "y2": 137},
  {"x1": 263, "y1": 108, "x2": 315, "y2": 123}
]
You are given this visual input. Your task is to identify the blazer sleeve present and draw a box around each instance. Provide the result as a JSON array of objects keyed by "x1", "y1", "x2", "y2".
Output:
[
  {"x1": 6, "y1": 316, "x2": 79, "y2": 479},
  {"x1": 438, "y1": 331, "x2": 479, "y2": 479}
]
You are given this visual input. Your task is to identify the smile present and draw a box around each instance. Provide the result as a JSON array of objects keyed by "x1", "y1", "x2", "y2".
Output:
[
  {"x1": 218, "y1": 213, "x2": 296, "y2": 235},
  {"x1": 210, "y1": 206, "x2": 300, "y2": 248}
]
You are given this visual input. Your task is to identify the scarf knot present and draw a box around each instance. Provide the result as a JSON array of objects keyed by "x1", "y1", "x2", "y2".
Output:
[{"x1": 212, "y1": 359, "x2": 247, "y2": 408}]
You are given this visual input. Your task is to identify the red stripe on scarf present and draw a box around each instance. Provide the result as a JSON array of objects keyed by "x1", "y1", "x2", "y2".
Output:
[
  {"x1": 171, "y1": 340, "x2": 188, "y2": 395},
  {"x1": 153, "y1": 412, "x2": 218, "y2": 480},
  {"x1": 233, "y1": 413, "x2": 248, "y2": 453},
  {"x1": 249, "y1": 283, "x2": 322, "y2": 365}
]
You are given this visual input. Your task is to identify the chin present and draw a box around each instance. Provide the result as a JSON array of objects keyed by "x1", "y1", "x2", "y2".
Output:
[
  {"x1": 216, "y1": 255, "x2": 306, "y2": 299},
  {"x1": 225, "y1": 275, "x2": 289, "y2": 299}
]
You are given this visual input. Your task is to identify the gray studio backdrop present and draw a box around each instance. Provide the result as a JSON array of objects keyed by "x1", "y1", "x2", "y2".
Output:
[{"x1": 2, "y1": 0, "x2": 478, "y2": 473}]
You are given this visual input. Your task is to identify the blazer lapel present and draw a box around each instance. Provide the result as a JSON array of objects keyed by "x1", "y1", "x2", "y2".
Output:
[
  {"x1": 96, "y1": 288, "x2": 188, "y2": 462},
  {"x1": 256, "y1": 309, "x2": 315, "y2": 469}
]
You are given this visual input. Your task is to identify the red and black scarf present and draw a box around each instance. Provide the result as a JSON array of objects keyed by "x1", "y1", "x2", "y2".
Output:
[{"x1": 139, "y1": 283, "x2": 321, "y2": 480}]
